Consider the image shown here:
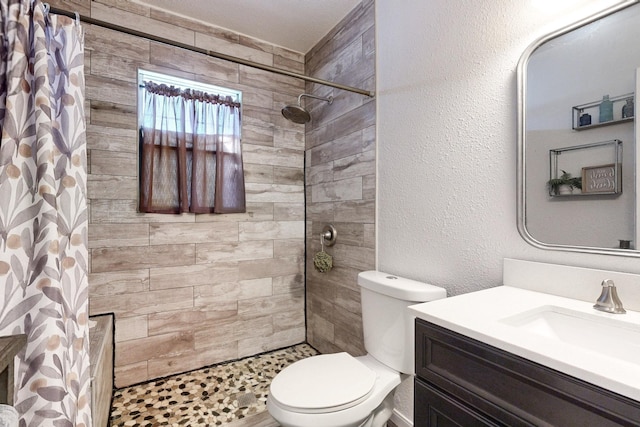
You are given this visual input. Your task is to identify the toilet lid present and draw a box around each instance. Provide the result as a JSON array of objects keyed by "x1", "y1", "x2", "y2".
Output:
[{"x1": 269, "y1": 352, "x2": 376, "y2": 413}]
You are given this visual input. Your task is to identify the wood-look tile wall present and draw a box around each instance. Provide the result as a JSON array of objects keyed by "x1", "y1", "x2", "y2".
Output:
[
  {"x1": 48, "y1": 0, "x2": 307, "y2": 387},
  {"x1": 304, "y1": 0, "x2": 376, "y2": 356}
]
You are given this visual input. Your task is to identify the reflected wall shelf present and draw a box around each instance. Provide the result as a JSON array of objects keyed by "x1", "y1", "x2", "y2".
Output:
[
  {"x1": 572, "y1": 93, "x2": 634, "y2": 130},
  {"x1": 549, "y1": 139, "x2": 622, "y2": 197}
]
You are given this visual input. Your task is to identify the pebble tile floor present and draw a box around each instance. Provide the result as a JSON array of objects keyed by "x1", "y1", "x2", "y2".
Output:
[{"x1": 110, "y1": 344, "x2": 318, "y2": 427}]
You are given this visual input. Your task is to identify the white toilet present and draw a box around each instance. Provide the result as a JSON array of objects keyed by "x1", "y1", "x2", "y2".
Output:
[{"x1": 267, "y1": 270, "x2": 446, "y2": 427}]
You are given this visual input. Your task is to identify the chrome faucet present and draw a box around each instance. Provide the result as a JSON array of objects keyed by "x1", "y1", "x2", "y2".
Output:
[{"x1": 593, "y1": 279, "x2": 626, "y2": 314}]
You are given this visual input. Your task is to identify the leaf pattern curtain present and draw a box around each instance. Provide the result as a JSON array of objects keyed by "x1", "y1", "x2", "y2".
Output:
[
  {"x1": 139, "y1": 82, "x2": 246, "y2": 214},
  {"x1": 0, "y1": 1, "x2": 91, "y2": 426}
]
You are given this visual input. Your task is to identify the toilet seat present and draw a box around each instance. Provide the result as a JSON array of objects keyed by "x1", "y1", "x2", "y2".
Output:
[{"x1": 269, "y1": 352, "x2": 377, "y2": 414}]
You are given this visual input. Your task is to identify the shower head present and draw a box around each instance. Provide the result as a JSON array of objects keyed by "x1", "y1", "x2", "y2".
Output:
[
  {"x1": 282, "y1": 104, "x2": 311, "y2": 124},
  {"x1": 282, "y1": 93, "x2": 333, "y2": 124}
]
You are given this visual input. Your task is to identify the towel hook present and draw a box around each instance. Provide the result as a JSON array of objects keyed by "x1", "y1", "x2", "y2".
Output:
[{"x1": 321, "y1": 224, "x2": 337, "y2": 247}]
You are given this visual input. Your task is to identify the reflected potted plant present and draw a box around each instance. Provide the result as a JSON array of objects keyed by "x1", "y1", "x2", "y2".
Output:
[{"x1": 547, "y1": 170, "x2": 582, "y2": 195}]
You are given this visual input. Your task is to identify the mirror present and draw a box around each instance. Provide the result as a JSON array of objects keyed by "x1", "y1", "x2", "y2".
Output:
[{"x1": 518, "y1": 0, "x2": 640, "y2": 256}]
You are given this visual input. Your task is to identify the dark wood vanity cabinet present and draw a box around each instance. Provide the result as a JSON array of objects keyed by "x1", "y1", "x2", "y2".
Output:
[{"x1": 414, "y1": 319, "x2": 640, "y2": 427}]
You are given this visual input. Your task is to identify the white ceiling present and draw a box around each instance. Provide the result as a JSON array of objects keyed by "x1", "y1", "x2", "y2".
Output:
[{"x1": 133, "y1": 0, "x2": 362, "y2": 53}]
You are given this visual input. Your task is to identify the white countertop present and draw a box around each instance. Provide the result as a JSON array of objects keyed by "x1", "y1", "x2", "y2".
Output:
[{"x1": 409, "y1": 285, "x2": 640, "y2": 401}]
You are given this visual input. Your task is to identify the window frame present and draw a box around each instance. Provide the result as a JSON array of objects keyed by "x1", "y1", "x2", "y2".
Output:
[{"x1": 136, "y1": 69, "x2": 243, "y2": 214}]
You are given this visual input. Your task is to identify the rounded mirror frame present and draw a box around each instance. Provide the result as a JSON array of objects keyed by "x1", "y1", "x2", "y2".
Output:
[{"x1": 517, "y1": 0, "x2": 640, "y2": 257}]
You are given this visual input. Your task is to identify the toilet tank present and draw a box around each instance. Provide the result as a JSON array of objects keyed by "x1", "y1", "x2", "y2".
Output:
[{"x1": 358, "y1": 271, "x2": 446, "y2": 374}]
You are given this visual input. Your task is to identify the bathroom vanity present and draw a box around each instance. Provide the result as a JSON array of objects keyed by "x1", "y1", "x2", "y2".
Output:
[
  {"x1": 414, "y1": 319, "x2": 640, "y2": 426},
  {"x1": 410, "y1": 259, "x2": 640, "y2": 427}
]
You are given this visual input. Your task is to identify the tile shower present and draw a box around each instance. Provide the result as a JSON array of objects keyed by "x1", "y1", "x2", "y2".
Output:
[{"x1": 41, "y1": 0, "x2": 375, "y2": 422}]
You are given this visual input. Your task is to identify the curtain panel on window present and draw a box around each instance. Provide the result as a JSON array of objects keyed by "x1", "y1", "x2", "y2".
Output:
[{"x1": 139, "y1": 82, "x2": 245, "y2": 214}]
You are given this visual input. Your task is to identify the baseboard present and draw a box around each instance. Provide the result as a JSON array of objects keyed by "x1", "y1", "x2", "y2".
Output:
[{"x1": 389, "y1": 409, "x2": 412, "y2": 427}]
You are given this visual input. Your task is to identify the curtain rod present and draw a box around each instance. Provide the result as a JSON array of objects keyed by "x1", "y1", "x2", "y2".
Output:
[{"x1": 47, "y1": 6, "x2": 375, "y2": 98}]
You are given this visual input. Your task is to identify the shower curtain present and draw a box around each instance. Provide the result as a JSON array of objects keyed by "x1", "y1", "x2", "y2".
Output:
[{"x1": 0, "y1": 1, "x2": 91, "y2": 426}]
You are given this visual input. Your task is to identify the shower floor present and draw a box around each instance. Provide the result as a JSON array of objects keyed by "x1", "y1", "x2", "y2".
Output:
[{"x1": 109, "y1": 344, "x2": 318, "y2": 427}]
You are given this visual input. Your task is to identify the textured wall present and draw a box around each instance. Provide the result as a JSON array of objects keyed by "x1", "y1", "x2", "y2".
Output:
[
  {"x1": 304, "y1": 0, "x2": 376, "y2": 356},
  {"x1": 376, "y1": 0, "x2": 640, "y2": 423},
  {"x1": 48, "y1": 0, "x2": 307, "y2": 387}
]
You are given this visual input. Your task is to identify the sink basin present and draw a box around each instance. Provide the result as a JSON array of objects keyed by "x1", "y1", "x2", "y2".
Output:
[{"x1": 500, "y1": 305, "x2": 640, "y2": 364}]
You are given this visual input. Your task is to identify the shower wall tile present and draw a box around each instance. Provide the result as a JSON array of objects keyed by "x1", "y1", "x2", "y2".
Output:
[
  {"x1": 195, "y1": 33, "x2": 273, "y2": 67},
  {"x1": 195, "y1": 240, "x2": 273, "y2": 263},
  {"x1": 238, "y1": 278, "x2": 273, "y2": 300},
  {"x1": 76, "y1": 0, "x2": 307, "y2": 387},
  {"x1": 274, "y1": 203, "x2": 305, "y2": 221},
  {"x1": 333, "y1": 149, "x2": 375, "y2": 181},
  {"x1": 322, "y1": 222, "x2": 366, "y2": 247},
  {"x1": 334, "y1": 200, "x2": 376, "y2": 223},
  {"x1": 331, "y1": 244, "x2": 375, "y2": 271},
  {"x1": 150, "y1": 263, "x2": 239, "y2": 290},
  {"x1": 273, "y1": 239, "x2": 305, "y2": 258},
  {"x1": 245, "y1": 183, "x2": 304, "y2": 204},
  {"x1": 148, "y1": 308, "x2": 237, "y2": 337},
  {"x1": 146, "y1": 341, "x2": 238, "y2": 380},
  {"x1": 237, "y1": 257, "x2": 303, "y2": 280},
  {"x1": 273, "y1": 47, "x2": 305, "y2": 74},
  {"x1": 92, "y1": 244, "x2": 195, "y2": 272},
  {"x1": 89, "y1": 100, "x2": 136, "y2": 130},
  {"x1": 239, "y1": 65, "x2": 304, "y2": 97},
  {"x1": 115, "y1": 361, "x2": 148, "y2": 389},
  {"x1": 238, "y1": 327, "x2": 305, "y2": 359},
  {"x1": 273, "y1": 166, "x2": 304, "y2": 185},
  {"x1": 89, "y1": 52, "x2": 146, "y2": 83},
  {"x1": 308, "y1": 313, "x2": 335, "y2": 343},
  {"x1": 92, "y1": 3, "x2": 195, "y2": 46},
  {"x1": 150, "y1": 222, "x2": 239, "y2": 245},
  {"x1": 311, "y1": 177, "x2": 363, "y2": 203},
  {"x1": 85, "y1": 75, "x2": 137, "y2": 105},
  {"x1": 90, "y1": 287, "x2": 194, "y2": 318},
  {"x1": 274, "y1": 309, "x2": 306, "y2": 332},
  {"x1": 149, "y1": 43, "x2": 240, "y2": 84},
  {"x1": 194, "y1": 202, "x2": 274, "y2": 223},
  {"x1": 87, "y1": 174, "x2": 137, "y2": 200},
  {"x1": 93, "y1": 0, "x2": 149, "y2": 17},
  {"x1": 239, "y1": 221, "x2": 304, "y2": 241},
  {"x1": 45, "y1": 0, "x2": 90, "y2": 16},
  {"x1": 85, "y1": 25, "x2": 150, "y2": 61},
  {"x1": 238, "y1": 36, "x2": 274, "y2": 55},
  {"x1": 305, "y1": 0, "x2": 375, "y2": 356},
  {"x1": 363, "y1": 224, "x2": 376, "y2": 248},
  {"x1": 193, "y1": 283, "x2": 242, "y2": 307},
  {"x1": 88, "y1": 223, "x2": 149, "y2": 248},
  {"x1": 198, "y1": 315, "x2": 274, "y2": 344},
  {"x1": 149, "y1": 9, "x2": 234, "y2": 41},
  {"x1": 116, "y1": 331, "x2": 196, "y2": 366},
  {"x1": 242, "y1": 145, "x2": 303, "y2": 168},
  {"x1": 237, "y1": 291, "x2": 304, "y2": 318},
  {"x1": 273, "y1": 274, "x2": 304, "y2": 295},
  {"x1": 273, "y1": 128, "x2": 304, "y2": 150},
  {"x1": 114, "y1": 315, "x2": 148, "y2": 343},
  {"x1": 89, "y1": 149, "x2": 137, "y2": 176},
  {"x1": 89, "y1": 269, "x2": 149, "y2": 296},
  {"x1": 362, "y1": 174, "x2": 376, "y2": 200},
  {"x1": 309, "y1": 130, "x2": 364, "y2": 165},
  {"x1": 90, "y1": 200, "x2": 190, "y2": 224},
  {"x1": 87, "y1": 125, "x2": 136, "y2": 153}
]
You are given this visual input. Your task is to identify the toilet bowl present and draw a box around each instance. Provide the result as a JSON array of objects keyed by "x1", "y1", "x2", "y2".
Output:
[
  {"x1": 268, "y1": 353, "x2": 401, "y2": 427},
  {"x1": 267, "y1": 271, "x2": 446, "y2": 427}
]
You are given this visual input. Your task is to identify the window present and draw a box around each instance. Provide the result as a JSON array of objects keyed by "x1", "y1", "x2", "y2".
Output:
[{"x1": 137, "y1": 70, "x2": 245, "y2": 214}]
